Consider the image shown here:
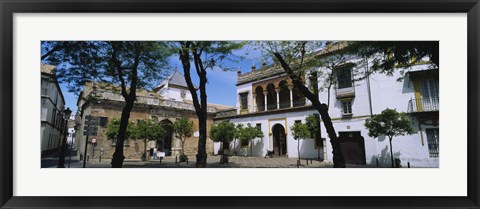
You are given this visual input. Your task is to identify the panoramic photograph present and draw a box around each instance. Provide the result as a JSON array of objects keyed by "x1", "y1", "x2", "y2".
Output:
[{"x1": 40, "y1": 41, "x2": 439, "y2": 168}]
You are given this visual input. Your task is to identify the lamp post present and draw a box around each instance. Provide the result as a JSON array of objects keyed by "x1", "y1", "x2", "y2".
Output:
[{"x1": 57, "y1": 107, "x2": 72, "y2": 168}]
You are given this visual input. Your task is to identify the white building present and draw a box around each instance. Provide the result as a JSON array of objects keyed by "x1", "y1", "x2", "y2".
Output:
[
  {"x1": 215, "y1": 43, "x2": 439, "y2": 168},
  {"x1": 41, "y1": 63, "x2": 67, "y2": 157}
]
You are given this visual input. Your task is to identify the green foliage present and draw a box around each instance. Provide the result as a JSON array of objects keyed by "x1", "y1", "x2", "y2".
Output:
[
  {"x1": 209, "y1": 121, "x2": 237, "y2": 144},
  {"x1": 41, "y1": 41, "x2": 173, "y2": 94},
  {"x1": 305, "y1": 114, "x2": 320, "y2": 139},
  {"x1": 347, "y1": 41, "x2": 439, "y2": 75},
  {"x1": 291, "y1": 121, "x2": 311, "y2": 161},
  {"x1": 179, "y1": 154, "x2": 188, "y2": 162},
  {"x1": 132, "y1": 119, "x2": 165, "y2": 141},
  {"x1": 173, "y1": 118, "x2": 194, "y2": 141},
  {"x1": 173, "y1": 118, "x2": 194, "y2": 155},
  {"x1": 105, "y1": 118, "x2": 135, "y2": 140},
  {"x1": 364, "y1": 108, "x2": 415, "y2": 139},
  {"x1": 291, "y1": 122, "x2": 311, "y2": 141},
  {"x1": 237, "y1": 123, "x2": 264, "y2": 147}
]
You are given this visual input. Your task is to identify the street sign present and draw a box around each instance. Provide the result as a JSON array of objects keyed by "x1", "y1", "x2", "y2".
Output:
[
  {"x1": 83, "y1": 131, "x2": 97, "y2": 136},
  {"x1": 85, "y1": 115, "x2": 99, "y2": 120},
  {"x1": 85, "y1": 120, "x2": 98, "y2": 126},
  {"x1": 83, "y1": 126, "x2": 98, "y2": 132}
]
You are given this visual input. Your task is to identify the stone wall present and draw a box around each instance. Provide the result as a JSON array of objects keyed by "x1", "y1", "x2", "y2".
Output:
[{"x1": 75, "y1": 100, "x2": 215, "y2": 161}]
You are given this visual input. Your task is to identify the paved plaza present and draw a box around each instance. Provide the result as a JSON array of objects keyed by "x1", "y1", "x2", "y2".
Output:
[{"x1": 42, "y1": 155, "x2": 336, "y2": 168}]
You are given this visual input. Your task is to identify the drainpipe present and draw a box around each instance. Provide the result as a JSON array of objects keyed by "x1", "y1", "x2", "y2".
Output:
[{"x1": 365, "y1": 57, "x2": 373, "y2": 117}]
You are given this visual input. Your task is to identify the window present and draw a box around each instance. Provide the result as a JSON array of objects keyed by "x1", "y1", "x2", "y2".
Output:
[
  {"x1": 342, "y1": 100, "x2": 352, "y2": 115},
  {"x1": 52, "y1": 109, "x2": 56, "y2": 124},
  {"x1": 336, "y1": 65, "x2": 353, "y2": 89},
  {"x1": 426, "y1": 128, "x2": 439, "y2": 158},
  {"x1": 99, "y1": 117, "x2": 109, "y2": 127},
  {"x1": 419, "y1": 79, "x2": 439, "y2": 111},
  {"x1": 256, "y1": 123, "x2": 261, "y2": 131},
  {"x1": 240, "y1": 92, "x2": 248, "y2": 110}
]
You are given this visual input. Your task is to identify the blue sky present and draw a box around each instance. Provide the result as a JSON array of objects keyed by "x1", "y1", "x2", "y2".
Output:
[{"x1": 60, "y1": 44, "x2": 265, "y2": 113}]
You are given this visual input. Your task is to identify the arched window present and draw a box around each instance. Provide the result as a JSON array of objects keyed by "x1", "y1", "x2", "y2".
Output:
[{"x1": 278, "y1": 81, "x2": 290, "y2": 108}]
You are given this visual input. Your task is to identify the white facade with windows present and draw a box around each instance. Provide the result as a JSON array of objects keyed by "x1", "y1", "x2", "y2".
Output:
[
  {"x1": 215, "y1": 47, "x2": 439, "y2": 168},
  {"x1": 41, "y1": 63, "x2": 67, "y2": 156}
]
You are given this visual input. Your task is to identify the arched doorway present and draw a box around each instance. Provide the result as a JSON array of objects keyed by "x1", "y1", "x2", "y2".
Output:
[
  {"x1": 160, "y1": 119, "x2": 173, "y2": 156},
  {"x1": 272, "y1": 124, "x2": 287, "y2": 156}
]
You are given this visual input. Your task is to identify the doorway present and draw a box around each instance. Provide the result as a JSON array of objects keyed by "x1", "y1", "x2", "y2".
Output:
[
  {"x1": 272, "y1": 124, "x2": 287, "y2": 156},
  {"x1": 338, "y1": 131, "x2": 366, "y2": 165},
  {"x1": 160, "y1": 119, "x2": 173, "y2": 156}
]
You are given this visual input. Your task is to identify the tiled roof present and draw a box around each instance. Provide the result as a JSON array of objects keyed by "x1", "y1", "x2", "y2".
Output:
[
  {"x1": 314, "y1": 41, "x2": 350, "y2": 57},
  {"x1": 155, "y1": 69, "x2": 198, "y2": 90},
  {"x1": 183, "y1": 100, "x2": 234, "y2": 110}
]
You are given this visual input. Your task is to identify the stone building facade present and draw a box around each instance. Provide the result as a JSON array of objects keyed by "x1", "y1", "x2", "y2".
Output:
[{"x1": 74, "y1": 71, "x2": 231, "y2": 160}]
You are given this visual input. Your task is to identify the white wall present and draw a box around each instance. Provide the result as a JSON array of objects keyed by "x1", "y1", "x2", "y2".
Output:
[
  {"x1": 224, "y1": 109, "x2": 322, "y2": 159},
  {"x1": 226, "y1": 61, "x2": 439, "y2": 167},
  {"x1": 158, "y1": 86, "x2": 193, "y2": 101},
  {"x1": 236, "y1": 83, "x2": 252, "y2": 114}
]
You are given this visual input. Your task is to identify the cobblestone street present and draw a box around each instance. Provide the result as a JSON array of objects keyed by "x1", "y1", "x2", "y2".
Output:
[{"x1": 42, "y1": 155, "x2": 335, "y2": 168}]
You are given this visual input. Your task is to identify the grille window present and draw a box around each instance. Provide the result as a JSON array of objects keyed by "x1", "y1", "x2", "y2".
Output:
[{"x1": 426, "y1": 128, "x2": 439, "y2": 158}]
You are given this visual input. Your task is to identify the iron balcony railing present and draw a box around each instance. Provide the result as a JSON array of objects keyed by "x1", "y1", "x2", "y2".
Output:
[{"x1": 407, "y1": 97, "x2": 439, "y2": 113}]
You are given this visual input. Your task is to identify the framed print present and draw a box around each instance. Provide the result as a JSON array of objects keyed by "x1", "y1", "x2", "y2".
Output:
[{"x1": 1, "y1": 0, "x2": 479, "y2": 208}]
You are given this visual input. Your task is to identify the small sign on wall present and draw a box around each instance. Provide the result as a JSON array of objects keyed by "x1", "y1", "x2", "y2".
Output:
[{"x1": 193, "y1": 131, "x2": 199, "y2": 137}]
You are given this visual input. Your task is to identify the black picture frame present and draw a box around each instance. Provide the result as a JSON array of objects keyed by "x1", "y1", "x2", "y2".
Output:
[{"x1": 1, "y1": 0, "x2": 479, "y2": 208}]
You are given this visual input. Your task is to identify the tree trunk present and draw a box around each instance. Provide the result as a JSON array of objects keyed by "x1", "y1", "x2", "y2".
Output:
[
  {"x1": 297, "y1": 139, "x2": 301, "y2": 161},
  {"x1": 144, "y1": 139, "x2": 147, "y2": 161},
  {"x1": 110, "y1": 42, "x2": 139, "y2": 168},
  {"x1": 181, "y1": 139, "x2": 185, "y2": 155},
  {"x1": 389, "y1": 137, "x2": 394, "y2": 168},
  {"x1": 233, "y1": 139, "x2": 237, "y2": 156},
  {"x1": 273, "y1": 52, "x2": 346, "y2": 168},
  {"x1": 111, "y1": 100, "x2": 134, "y2": 168},
  {"x1": 178, "y1": 41, "x2": 209, "y2": 168},
  {"x1": 196, "y1": 116, "x2": 208, "y2": 167}
]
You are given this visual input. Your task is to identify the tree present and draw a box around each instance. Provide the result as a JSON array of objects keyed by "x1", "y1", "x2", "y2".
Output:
[
  {"x1": 348, "y1": 41, "x2": 439, "y2": 75},
  {"x1": 364, "y1": 108, "x2": 415, "y2": 168},
  {"x1": 176, "y1": 41, "x2": 245, "y2": 167},
  {"x1": 106, "y1": 118, "x2": 136, "y2": 145},
  {"x1": 172, "y1": 118, "x2": 194, "y2": 157},
  {"x1": 256, "y1": 41, "x2": 347, "y2": 167},
  {"x1": 42, "y1": 41, "x2": 172, "y2": 167},
  {"x1": 291, "y1": 121, "x2": 311, "y2": 166},
  {"x1": 237, "y1": 123, "x2": 264, "y2": 156},
  {"x1": 132, "y1": 119, "x2": 165, "y2": 161},
  {"x1": 209, "y1": 121, "x2": 237, "y2": 163}
]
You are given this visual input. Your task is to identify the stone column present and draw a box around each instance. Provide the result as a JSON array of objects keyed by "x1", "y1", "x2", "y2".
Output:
[
  {"x1": 252, "y1": 93, "x2": 257, "y2": 112},
  {"x1": 288, "y1": 84, "x2": 294, "y2": 107},
  {"x1": 237, "y1": 94, "x2": 241, "y2": 114},
  {"x1": 275, "y1": 87, "x2": 280, "y2": 109},
  {"x1": 263, "y1": 90, "x2": 268, "y2": 111}
]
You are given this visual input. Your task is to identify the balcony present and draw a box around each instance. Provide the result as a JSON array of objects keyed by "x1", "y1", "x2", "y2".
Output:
[
  {"x1": 336, "y1": 87, "x2": 355, "y2": 99},
  {"x1": 407, "y1": 97, "x2": 439, "y2": 113}
]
